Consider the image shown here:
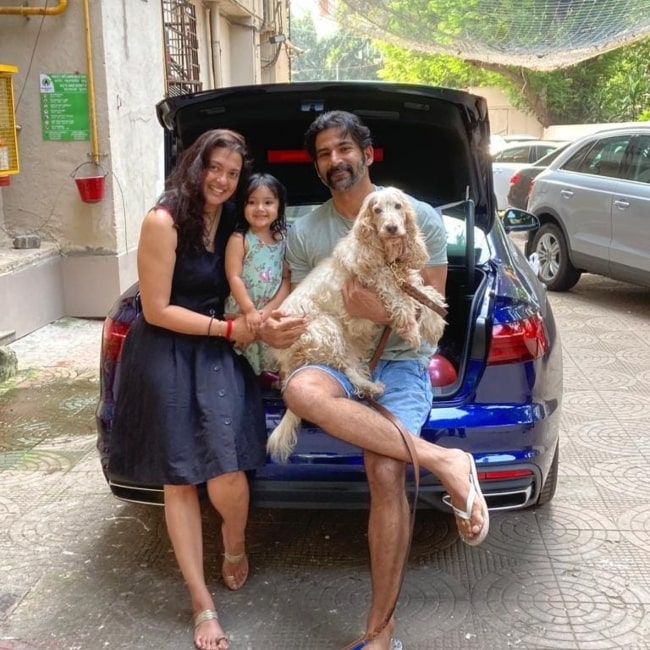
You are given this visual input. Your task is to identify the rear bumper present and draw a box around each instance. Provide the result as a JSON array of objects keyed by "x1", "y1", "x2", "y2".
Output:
[
  {"x1": 251, "y1": 462, "x2": 541, "y2": 511},
  {"x1": 105, "y1": 461, "x2": 542, "y2": 511}
]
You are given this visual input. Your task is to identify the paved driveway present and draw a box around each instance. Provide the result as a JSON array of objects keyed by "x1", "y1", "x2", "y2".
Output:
[{"x1": 1, "y1": 275, "x2": 650, "y2": 650}]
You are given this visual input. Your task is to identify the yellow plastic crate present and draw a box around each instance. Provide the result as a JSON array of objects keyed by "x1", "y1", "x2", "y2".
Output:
[{"x1": 0, "y1": 64, "x2": 20, "y2": 175}]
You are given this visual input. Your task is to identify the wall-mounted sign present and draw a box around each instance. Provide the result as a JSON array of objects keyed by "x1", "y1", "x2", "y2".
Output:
[{"x1": 40, "y1": 73, "x2": 89, "y2": 141}]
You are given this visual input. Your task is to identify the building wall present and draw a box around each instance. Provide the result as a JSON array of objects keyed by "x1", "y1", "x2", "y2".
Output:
[
  {"x1": 0, "y1": 0, "x2": 289, "y2": 339},
  {"x1": 468, "y1": 86, "x2": 543, "y2": 139}
]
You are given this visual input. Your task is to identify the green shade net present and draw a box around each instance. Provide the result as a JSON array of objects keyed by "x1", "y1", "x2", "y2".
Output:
[{"x1": 337, "y1": 0, "x2": 650, "y2": 70}]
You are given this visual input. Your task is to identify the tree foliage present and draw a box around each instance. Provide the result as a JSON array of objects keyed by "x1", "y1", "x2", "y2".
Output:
[
  {"x1": 290, "y1": 13, "x2": 381, "y2": 82},
  {"x1": 289, "y1": 4, "x2": 650, "y2": 127},
  {"x1": 337, "y1": 0, "x2": 650, "y2": 71},
  {"x1": 374, "y1": 36, "x2": 650, "y2": 126}
]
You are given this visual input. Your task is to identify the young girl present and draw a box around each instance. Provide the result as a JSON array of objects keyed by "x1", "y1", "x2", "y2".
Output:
[{"x1": 224, "y1": 173, "x2": 290, "y2": 374}]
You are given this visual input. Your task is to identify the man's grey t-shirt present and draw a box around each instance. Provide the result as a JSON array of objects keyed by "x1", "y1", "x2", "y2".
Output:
[{"x1": 285, "y1": 190, "x2": 447, "y2": 361}]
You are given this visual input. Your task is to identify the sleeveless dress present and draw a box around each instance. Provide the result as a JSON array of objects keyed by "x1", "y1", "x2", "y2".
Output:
[
  {"x1": 224, "y1": 231, "x2": 286, "y2": 374},
  {"x1": 109, "y1": 203, "x2": 267, "y2": 486}
]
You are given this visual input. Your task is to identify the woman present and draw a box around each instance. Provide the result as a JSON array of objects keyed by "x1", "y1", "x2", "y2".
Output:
[{"x1": 109, "y1": 129, "x2": 266, "y2": 650}]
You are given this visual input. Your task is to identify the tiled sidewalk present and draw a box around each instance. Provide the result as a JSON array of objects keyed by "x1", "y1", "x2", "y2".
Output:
[{"x1": 2, "y1": 276, "x2": 650, "y2": 649}]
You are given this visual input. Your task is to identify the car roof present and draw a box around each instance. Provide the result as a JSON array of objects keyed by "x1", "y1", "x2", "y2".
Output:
[
  {"x1": 156, "y1": 81, "x2": 496, "y2": 231},
  {"x1": 502, "y1": 134, "x2": 538, "y2": 141},
  {"x1": 495, "y1": 140, "x2": 566, "y2": 151},
  {"x1": 545, "y1": 126, "x2": 650, "y2": 168}
]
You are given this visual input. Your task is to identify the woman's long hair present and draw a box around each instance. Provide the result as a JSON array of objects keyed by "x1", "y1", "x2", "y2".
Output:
[{"x1": 158, "y1": 129, "x2": 252, "y2": 254}]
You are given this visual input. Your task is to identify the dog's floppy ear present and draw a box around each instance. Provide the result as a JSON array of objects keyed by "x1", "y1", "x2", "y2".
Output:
[
  {"x1": 400, "y1": 192, "x2": 429, "y2": 268},
  {"x1": 349, "y1": 191, "x2": 386, "y2": 272},
  {"x1": 356, "y1": 192, "x2": 378, "y2": 242}
]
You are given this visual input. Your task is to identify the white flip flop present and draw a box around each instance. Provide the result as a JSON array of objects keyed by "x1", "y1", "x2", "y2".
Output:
[{"x1": 443, "y1": 452, "x2": 490, "y2": 546}]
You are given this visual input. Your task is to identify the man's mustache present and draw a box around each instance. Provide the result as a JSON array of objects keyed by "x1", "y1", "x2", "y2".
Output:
[{"x1": 326, "y1": 164, "x2": 353, "y2": 183}]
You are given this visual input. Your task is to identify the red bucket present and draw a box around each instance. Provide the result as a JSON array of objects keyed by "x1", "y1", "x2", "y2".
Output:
[{"x1": 72, "y1": 162, "x2": 107, "y2": 203}]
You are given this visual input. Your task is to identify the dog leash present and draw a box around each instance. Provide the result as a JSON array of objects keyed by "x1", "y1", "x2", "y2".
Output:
[
  {"x1": 342, "y1": 279, "x2": 447, "y2": 648},
  {"x1": 341, "y1": 327, "x2": 420, "y2": 649},
  {"x1": 386, "y1": 262, "x2": 449, "y2": 320},
  {"x1": 398, "y1": 282, "x2": 448, "y2": 319}
]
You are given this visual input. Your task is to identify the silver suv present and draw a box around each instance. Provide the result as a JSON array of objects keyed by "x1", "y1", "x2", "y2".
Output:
[{"x1": 526, "y1": 126, "x2": 650, "y2": 291}]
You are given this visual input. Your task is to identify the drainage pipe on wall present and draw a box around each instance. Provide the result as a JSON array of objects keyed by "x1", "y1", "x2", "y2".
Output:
[
  {"x1": 81, "y1": 0, "x2": 101, "y2": 165},
  {"x1": 0, "y1": 0, "x2": 68, "y2": 16}
]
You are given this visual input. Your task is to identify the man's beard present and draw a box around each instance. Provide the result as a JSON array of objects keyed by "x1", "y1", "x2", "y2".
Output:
[{"x1": 324, "y1": 160, "x2": 366, "y2": 191}]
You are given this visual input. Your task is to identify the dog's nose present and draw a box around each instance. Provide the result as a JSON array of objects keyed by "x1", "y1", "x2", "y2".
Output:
[{"x1": 385, "y1": 224, "x2": 399, "y2": 235}]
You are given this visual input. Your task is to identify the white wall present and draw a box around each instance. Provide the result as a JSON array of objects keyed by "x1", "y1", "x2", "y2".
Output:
[
  {"x1": 0, "y1": 0, "x2": 290, "y2": 335},
  {"x1": 469, "y1": 86, "x2": 543, "y2": 138},
  {"x1": 0, "y1": 0, "x2": 164, "y2": 329}
]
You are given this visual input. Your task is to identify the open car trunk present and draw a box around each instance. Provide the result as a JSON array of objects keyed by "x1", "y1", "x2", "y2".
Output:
[
  {"x1": 156, "y1": 81, "x2": 499, "y2": 439},
  {"x1": 156, "y1": 82, "x2": 496, "y2": 230}
]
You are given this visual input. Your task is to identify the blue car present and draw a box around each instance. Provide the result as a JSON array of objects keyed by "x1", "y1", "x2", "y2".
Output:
[{"x1": 96, "y1": 82, "x2": 562, "y2": 510}]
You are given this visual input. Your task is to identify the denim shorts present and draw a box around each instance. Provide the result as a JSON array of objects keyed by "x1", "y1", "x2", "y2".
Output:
[{"x1": 285, "y1": 359, "x2": 433, "y2": 436}]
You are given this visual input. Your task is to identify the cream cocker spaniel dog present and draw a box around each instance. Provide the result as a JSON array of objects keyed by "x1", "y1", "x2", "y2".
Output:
[{"x1": 267, "y1": 187, "x2": 447, "y2": 462}]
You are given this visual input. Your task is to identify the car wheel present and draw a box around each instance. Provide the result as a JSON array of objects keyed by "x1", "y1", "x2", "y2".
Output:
[
  {"x1": 535, "y1": 444, "x2": 558, "y2": 506},
  {"x1": 532, "y1": 223, "x2": 581, "y2": 291}
]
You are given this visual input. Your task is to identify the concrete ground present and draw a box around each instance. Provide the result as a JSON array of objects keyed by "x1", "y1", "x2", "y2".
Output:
[{"x1": 1, "y1": 274, "x2": 650, "y2": 650}]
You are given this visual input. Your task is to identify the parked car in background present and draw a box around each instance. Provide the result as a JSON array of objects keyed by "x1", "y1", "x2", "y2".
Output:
[
  {"x1": 507, "y1": 143, "x2": 571, "y2": 209},
  {"x1": 96, "y1": 82, "x2": 562, "y2": 515},
  {"x1": 492, "y1": 140, "x2": 567, "y2": 211},
  {"x1": 526, "y1": 126, "x2": 650, "y2": 291},
  {"x1": 490, "y1": 133, "x2": 538, "y2": 154}
]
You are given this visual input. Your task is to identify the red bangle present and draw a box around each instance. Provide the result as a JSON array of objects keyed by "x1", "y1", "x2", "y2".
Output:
[{"x1": 225, "y1": 319, "x2": 233, "y2": 340}]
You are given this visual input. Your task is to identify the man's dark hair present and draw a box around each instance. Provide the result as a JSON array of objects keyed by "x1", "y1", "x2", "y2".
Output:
[{"x1": 304, "y1": 110, "x2": 373, "y2": 160}]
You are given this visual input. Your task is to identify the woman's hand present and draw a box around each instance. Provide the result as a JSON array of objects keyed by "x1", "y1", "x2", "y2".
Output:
[
  {"x1": 229, "y1": 316, "x2": 257, "y2": 347},
  {"x1": 258, "y1": 310, "x2": 308, "y2": 349},
  {"x1": 341, "y1": 278, "x2": 390, "y2": 323}
]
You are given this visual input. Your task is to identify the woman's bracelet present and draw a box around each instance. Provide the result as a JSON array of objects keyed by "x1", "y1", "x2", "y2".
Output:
[{"x1": 207, "y1": 313, "x2": 233, "y2": 339}]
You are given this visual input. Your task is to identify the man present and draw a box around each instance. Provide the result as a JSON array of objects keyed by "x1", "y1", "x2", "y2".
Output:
[{"x1": 262, "y1": 111, "x2": 488, "y2": 650}]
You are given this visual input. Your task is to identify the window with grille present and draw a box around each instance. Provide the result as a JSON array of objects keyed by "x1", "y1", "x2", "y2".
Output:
[{"x1": 163, "y1": 0, "x2": 202, "y2": 97}]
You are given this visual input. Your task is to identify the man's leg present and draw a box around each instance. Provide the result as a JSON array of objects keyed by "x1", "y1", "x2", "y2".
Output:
[
  {"x1": 364, "y1": 452, "x2": 409, "y2": 649},
  {"x1": 283, "y1": 369, "x2": 487, "y2": 541}
]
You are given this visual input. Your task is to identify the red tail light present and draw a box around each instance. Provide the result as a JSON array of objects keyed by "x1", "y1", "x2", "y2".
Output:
[
  {"x1": 267, "y1": 149, "x2": 311, "y2": 163},
  {"x1": 479, "y1": 469, "x2": 533, "y2": 481},
  {"x1": 488, "y1": 314, "x2": 548, "y2": 365},
  {"x1": 267, "y1": 147, "x2": 384, "y2": 163},
  {"x1": 102, "y1": 317, "x2": 130, "y2": 363},
  {"x1": 509, "y1": 171, "x2": 521, "y2": 186}
]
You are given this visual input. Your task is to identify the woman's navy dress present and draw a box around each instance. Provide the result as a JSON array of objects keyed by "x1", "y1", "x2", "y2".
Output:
[{"x1": 109, "y1": 203, "x2": 267, "y2": 485}]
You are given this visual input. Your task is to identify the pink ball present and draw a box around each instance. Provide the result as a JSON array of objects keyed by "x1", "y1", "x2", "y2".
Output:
[{"x1": 428, "y1": 354, "x2": 458, "y2": 387}]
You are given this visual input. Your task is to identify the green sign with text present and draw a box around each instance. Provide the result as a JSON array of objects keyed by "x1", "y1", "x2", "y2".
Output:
[{"x1": 40, "y1": 73, "x2": 89, "y2": 141}]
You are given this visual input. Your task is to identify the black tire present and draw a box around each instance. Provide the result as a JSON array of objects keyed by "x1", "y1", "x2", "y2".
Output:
[
  {"x1": 532, "y1": 222, "x2": 581, "y2": 291},
  {"x1": 535, "y1": 444, "x2": 558, "y2": 506}
]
